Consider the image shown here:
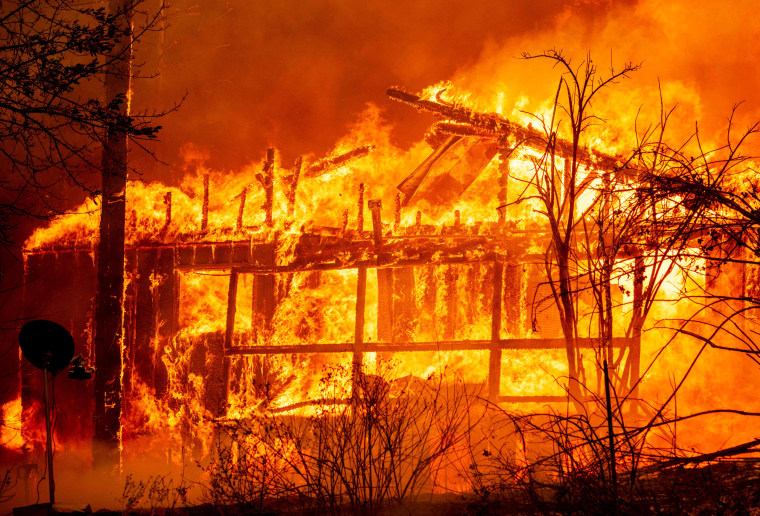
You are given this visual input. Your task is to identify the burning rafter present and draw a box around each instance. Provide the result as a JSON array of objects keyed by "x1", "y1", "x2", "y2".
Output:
[
  {"x1": 305, "y1": 144, "x2": 374, "y2": 177},
  {"x1": 387, "y1": 87, "x2": 629, "y2": 173}
]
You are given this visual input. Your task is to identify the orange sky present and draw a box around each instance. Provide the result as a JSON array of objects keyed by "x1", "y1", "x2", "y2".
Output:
[{"x1": 131, "y1": 0, "x2": 760, "y2": 179}]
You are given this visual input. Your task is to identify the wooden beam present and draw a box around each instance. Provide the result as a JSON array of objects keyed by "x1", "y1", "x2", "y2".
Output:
[{"x1": 227, "y1": 337, "x2": 635, "y2": 355}]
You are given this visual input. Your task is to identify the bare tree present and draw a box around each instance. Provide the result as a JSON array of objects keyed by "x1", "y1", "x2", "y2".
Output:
[{"x1": 0, "y1": 0, "x2": 165, "y2": 273}]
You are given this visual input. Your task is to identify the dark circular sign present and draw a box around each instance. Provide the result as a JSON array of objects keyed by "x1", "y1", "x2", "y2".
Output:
[{"x1": 18, "y1": 320, "x2": 75, "y2": 375}]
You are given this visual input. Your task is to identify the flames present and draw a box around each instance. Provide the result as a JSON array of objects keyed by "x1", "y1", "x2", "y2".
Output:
[{"x1": 14, "y1": 69, "x2": 760, "y2": 508}]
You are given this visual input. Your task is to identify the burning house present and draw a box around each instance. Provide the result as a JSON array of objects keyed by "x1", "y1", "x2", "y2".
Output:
[
  {"x1": 16, "y1": 84, "x2": 659, "y2": 465},
  {"x1": 4, "y1": 0, "x2": 760, "y2": 512}
]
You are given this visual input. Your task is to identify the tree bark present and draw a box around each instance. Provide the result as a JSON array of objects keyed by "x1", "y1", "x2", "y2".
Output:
[{"x1": 93, "y1": 0, "x2": 132, "y2": 471}]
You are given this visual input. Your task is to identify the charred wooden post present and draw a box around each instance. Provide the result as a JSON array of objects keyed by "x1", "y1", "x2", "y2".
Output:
[
  {"x1": 255, "y1": 148, "x2": 276, "y2": 227},
  {"x1": 454, "y1": 210, "x2": 461, "y2": 229},
  {"x1": 369, "y1": 199, "x2": 393, "y2": 341},
  {"x1": 489, "y1": 261, "x2": 504, "y2": 400},
  {"x1": 93, "y1": 0, "x2": 132, "y2": 471},
  {"x1": 163, "y1": 191, "x2": 172, "y2": 230},
  {"x1": 286, "y1": 156, "x2": 303, "y2": 221},
  {"x1": 341, "y1": 210, "x2": 349, "y2": 236},
  {"x1": 357, "y1": 183, "x2": 365, "y2": 233},
  {"x1": 394, "y1": 193, "x2": 401, "y2": 231},
  {"x1": 222, "y1": 270, "x2": 239, "y2": 415},
  {"x1": 201, "y1": 173, "x2": 209, "y2": 231},
  {"x1": 498, "y1": 141, "x2": 510, "y2": 226},
  {"x1": 353, "y1": 267, "x2": 368, "y2": 382},
  {"x1": 415, "y1": 210, "x2": 422, "y2": 228},
  {"x1": 368, "y1": 199, "x2": 383, "y2": 247},
  {"x1": 236, "y1": 187, "x2": 247, "y2": 231}
]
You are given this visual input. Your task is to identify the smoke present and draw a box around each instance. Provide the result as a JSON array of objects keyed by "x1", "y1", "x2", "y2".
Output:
[
  {"x1": 133, "y1": 0, "x2": 760, "y2": 180},
  {"x1": 133, "y1": 0, "x2": 638, "y2": 178}
]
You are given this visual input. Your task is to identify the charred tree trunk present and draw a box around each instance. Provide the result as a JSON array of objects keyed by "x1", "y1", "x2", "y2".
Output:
[{"x1": 93, "y1": 0, "x2": 132, "y2": 471}]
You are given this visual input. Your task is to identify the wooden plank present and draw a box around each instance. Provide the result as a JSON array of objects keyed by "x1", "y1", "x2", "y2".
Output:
[{"x1": 213, "y1": 242, "x2": 232, "y2": 265}]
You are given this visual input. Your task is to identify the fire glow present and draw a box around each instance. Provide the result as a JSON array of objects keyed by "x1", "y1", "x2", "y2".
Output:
[{"x1": 11, "y1": 42, "x2": 760, "y2": 513}]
